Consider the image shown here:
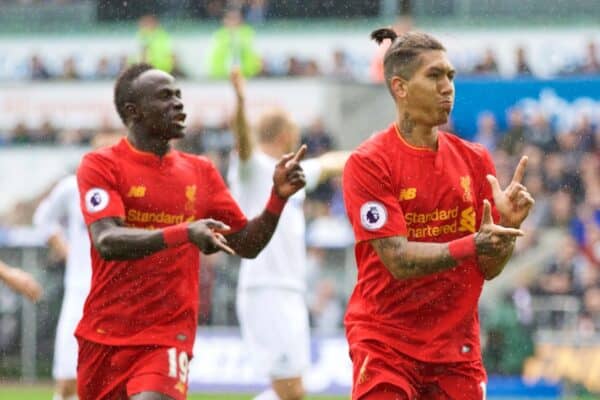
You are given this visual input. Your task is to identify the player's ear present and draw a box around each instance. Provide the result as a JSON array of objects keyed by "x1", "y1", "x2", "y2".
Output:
[
  {"x1": 391, "y1": 75, "x2": 408, "y2": 100},
  {"x1": 124, "y1": 102, "x2": 140, "y2": 123}
]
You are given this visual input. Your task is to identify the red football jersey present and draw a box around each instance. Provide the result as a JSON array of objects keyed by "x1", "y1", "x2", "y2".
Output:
[
  {"x1": 76, "y1": 138, "x2": 248, "y2": 354},
  {"x1": 343, "y1": 123, "x2": 498, "y2": 363}
]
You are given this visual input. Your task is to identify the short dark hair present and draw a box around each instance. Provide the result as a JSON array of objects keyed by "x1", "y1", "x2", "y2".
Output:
[
  {"x1": 371, "y1": 28, "x2": 445, "y2": 96},
  {"x1": 114, "y1": 62, "x2": 154, "y2": 124}
]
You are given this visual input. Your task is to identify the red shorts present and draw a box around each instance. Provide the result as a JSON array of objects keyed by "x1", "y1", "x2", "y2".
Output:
[
  {"x1": 350, "y1": 340, "x2": 487, "y2": 400},
  {"x1": 77, "y1": 338, "x2": 190, "y2": 400}
]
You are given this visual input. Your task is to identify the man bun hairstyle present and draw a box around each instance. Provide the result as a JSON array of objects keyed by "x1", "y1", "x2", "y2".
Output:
[
  {"x1": 371, "y1": 28, "x2": 398, "y2": 45},
  {"x1": 114, "y1": 62, "x2": 154, "y2": 124},
  {"x1": 371, "y1": 28, "x2": 445, "y2": 97}
]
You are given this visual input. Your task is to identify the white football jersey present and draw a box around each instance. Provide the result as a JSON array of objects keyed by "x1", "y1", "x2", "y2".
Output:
[
  {"x1": 33, "y1": 175, "x2": 91, "y2": 291},
  {"x1": 228, "y1": 151, "x2": 321, "y2": 292}
]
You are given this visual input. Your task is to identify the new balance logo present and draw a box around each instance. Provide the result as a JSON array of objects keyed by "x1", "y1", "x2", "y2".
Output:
[
  {"x1": 399, "y1": 187, "x2": 417, "y2": 201},
  {"x1": 127, "y1": 185, "x2": 146, "y2": 198}
]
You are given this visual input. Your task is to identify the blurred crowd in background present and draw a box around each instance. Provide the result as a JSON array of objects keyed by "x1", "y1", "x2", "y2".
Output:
[{"x1": 1, "y1": 8, "x2": 599, "y2": 83}]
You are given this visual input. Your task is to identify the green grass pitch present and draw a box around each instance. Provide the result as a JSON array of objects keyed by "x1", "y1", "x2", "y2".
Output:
[{"x1": 0, "y1": 386, "x2": 347, "y2": 399}]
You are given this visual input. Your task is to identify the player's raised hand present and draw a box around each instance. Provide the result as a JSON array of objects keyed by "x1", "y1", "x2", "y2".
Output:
[
  {"x1": 475, "y1": 199, "x2": 524, "y2": 257},
  {"x1": 486, "y1": 155, "x2": 535, "y2": 228},
  {"x1": 272, "y1": 144, "x2": 307, "y2": 199},
  {"x1": 188, "y1": 219, "x2": 235, "y2": 255},
  {"x1": 230, "y1": 67, "x2": 245, "y2": 100}
]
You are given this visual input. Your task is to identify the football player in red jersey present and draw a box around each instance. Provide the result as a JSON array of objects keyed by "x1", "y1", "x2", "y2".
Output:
[
  {"x1": 75, "y1": 63, "x2": 306, "y2": 400},
  {"x1": 342, "y1": 30, "x2": 534, "y2": 399}
]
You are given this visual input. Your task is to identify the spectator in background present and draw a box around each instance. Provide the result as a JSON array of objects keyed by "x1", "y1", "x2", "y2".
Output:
[
  {"x1": 577, "y1": 40, "x2": 600, "y2": 75},
  {"x1": 473, "y1": 48, "x2": 499, "y2": 75},
  {"x1": 61, "y1": 56, "x2": 79, "y2": 80},
  {"x1": 207, "y1": 8, "x2": 261, "y2": 79},
  {"x1": 137, "y1": 14, "x2": 174, "y2": 73},
  {"x1": 515, "y1": 46, "x2": 533, "y2": 76},
  {"x1": 286, "y1": 56, "x2": 304, "y2": 76},
  {"x1": 93, "y1": 56, "x2": 115, "y2": 80},
  {"x1": 543, "y1": 153, "x2": 568, "y2": 192},
  {"x1": 29, "y1": 54, "x2": 51, "y2": 80},
  {"x1": 474, "y1": 111, "x2": 498, "y2": 152},
  {"x1": 244, "y1": 0, "x2": 267, "y2": 25},
  {"x1": 535, "y1": 236, "x2": 583, "y2": 296},
  {"x1": 10, "y1": 121, "x2": 32, "y2": 144},
  {"x1": 32, "y1": 119, "x2": 59, "y2": 144},
  {"x1": 549, "y1": 189, "x2": 574, "y2": 227},
  {"x1": 369, "y1": 15, "x2": 413, "y2": 83},
  {"x1": 301, "y1": 118, "x2": 334, "y2": 157},
  {"x1": 500, "y1": 108, "x2": 526, "y2": 156},
  {"x1": 329, "y1": 49, "x2": 354, "y2": 80},
  {"x1": 525, "y1": 113, "x2": 558, "y2": 152}
]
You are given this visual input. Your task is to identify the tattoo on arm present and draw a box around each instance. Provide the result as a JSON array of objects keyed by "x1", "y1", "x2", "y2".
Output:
[
  {"x1": 371, "y1": 236, "x2": 458, "y2": 279},
  {"x1": 477, "y1": 240, "x2": 516, "y2": 280}
]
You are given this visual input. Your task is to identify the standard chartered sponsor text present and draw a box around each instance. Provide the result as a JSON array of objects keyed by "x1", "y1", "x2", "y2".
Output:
[
  {"x1": 127, "y1": 209, "x2": 192, "y2": 225},
  {"x1": 406, "y1": 206, "x2": 475, "y2": 238}
]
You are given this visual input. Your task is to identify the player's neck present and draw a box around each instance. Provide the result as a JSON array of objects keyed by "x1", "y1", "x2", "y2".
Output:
[
  {"x1": 396, "y1": 115, "x2": 438, "y2": 151},
  {"x1": 127, "y1": 132, "x2": 171, "y2": 157}
]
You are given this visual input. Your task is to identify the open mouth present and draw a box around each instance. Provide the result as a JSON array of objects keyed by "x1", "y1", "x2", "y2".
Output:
[{"x1": 173, "y1": 113, "x2": 187, "y2": 128}]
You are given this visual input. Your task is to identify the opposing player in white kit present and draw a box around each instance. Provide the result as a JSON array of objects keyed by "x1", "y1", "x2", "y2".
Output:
[
  {"x1": 228, "y1": 69, "x2": 349, "y2": 400},
  {"x1": 33, "y1": 132, "x2": 121, "y2": 400}
]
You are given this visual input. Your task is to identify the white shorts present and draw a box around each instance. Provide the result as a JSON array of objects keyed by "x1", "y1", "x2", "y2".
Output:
[
  {"x1": 236, "y1": 287, "x2": 310, "y2": 380},
  {"x1": 53, "y1": 286, "x2": 87, "y2": 380}
]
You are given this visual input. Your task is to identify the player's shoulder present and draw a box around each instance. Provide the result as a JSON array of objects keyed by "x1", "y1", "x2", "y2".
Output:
[
  {"x1": 349, "y1": 124, "x2": 396, "y2": 167},
  {"x1": 175, "y1": 151, "x2": 219, "y2": 171},
  {"x1": 353, "y1": 124, "x2": 395, "y2": 156},
  {"x1": 442, "y1": 131, "x2": 491, "y2": 160},
  {"x1": 81, "y1": 142, "x2": 120, "y2": 166}
]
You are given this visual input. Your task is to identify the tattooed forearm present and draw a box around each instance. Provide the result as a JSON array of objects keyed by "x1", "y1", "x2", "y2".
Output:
[
  {"x1": 478, "y1": 240, "x2": 515, "y2": 280},
  {"x1": 371, "y1": 236, "x2": 458, "y2": 280}
]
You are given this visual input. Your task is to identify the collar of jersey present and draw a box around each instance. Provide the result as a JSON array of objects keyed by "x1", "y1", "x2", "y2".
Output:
[
  {"x1": 120, "y1": 138, "x2": 176, "y2": 166},
  {"x1": 393, "y1": 123, "x2": 441, "y2": 157}
]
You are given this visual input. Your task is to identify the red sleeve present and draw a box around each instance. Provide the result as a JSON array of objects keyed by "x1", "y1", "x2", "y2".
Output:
[
  {"x1": 476, "y1": 147, "x2": 500, "y2": 227},
  {"x1": 342, "y1": 152, "x2": 407, "y2": 243},
  {"x1": 203, "y1": 161, "x2": 248, "y2": 233},
  {"x1": 76, "y1": 152, "x2": 125, "y2": 226}
]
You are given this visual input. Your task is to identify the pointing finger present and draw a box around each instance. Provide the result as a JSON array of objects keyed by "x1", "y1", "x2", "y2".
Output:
[
  {"x1": 291, "y1": 144, "x2": 307, "y2": 163},
  {"x1": 512, "y1": 156, "x2": 528, "y2": 184},
  {"x1": 492, "y1": 226, "x2": 525, "y2": 237}
]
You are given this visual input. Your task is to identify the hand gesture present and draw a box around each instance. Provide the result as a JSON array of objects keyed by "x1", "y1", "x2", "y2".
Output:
[
  {"x1": 188, "y1": 219, "x2": 235, "y2": 255},
  {"x1": 486, "y1": 156, "x2": 535, "y2": 228},
  {"x1": 475, "y1": 199, "x2": 524, "y2": 257},
  {"x1": 6, "y1": 267, "x2": 43, "y2": 303},
  {"x1": 273, "y1": 145, "x2": 307, "y2": 199},
  {"x1": 230, "y1": 67, "x2": 245, "y2": 100}
]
